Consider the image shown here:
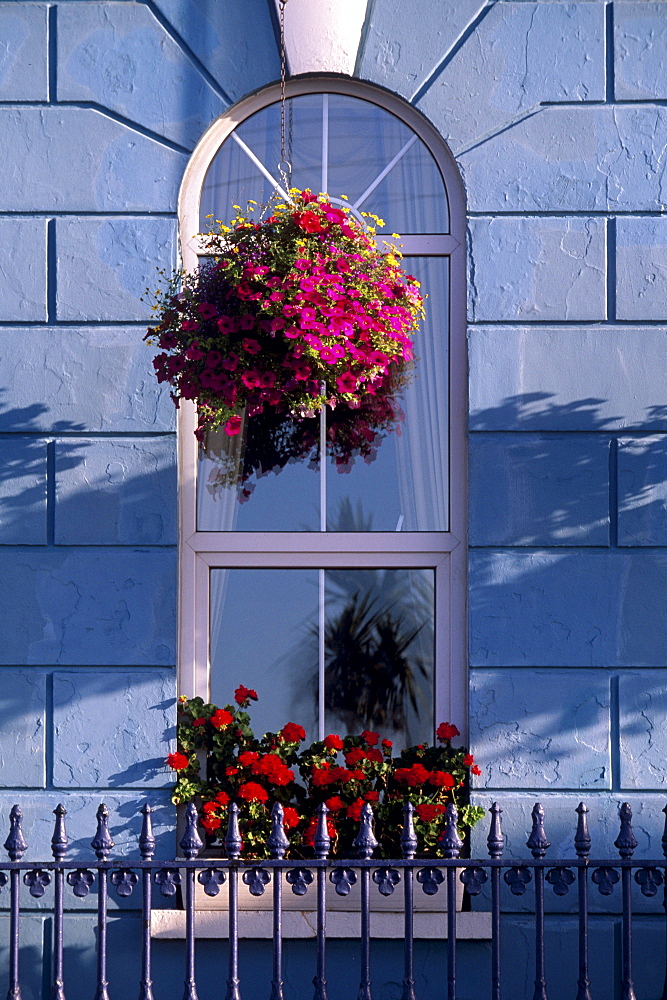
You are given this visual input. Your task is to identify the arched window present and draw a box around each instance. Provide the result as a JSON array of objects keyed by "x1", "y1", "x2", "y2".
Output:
[{"x1": 178, "y1": 78, "x2": 467, "y2": 746}]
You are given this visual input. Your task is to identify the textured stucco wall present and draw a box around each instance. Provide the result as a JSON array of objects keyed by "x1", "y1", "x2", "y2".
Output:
[
  {"x1": 1, "y1": 0, "x2": 667, "y2": 995},
  {"x1": 0, "y1": 0, "x2": 280, "y2": 862}
]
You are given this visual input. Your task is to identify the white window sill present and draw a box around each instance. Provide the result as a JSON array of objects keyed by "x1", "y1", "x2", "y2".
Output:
[{"x1": 151, "y1": 909, "x2": 492, "y2": 940}]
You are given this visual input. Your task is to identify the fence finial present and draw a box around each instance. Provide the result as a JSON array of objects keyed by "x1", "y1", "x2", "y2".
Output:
[
  {"x1": 91, "y1": 803, "x2": 114, "y2": 861},
  {"x1": 4, "y1": 804, "x2": 28, "y2": 862},
  {"x1": 313, "y1": 802, "x2": 331, "y2": 860},
  {"x1": 574, "y1": 802, "x2": 591, "y2": 859},
  {"x1": 615, "y1": 802, "x2": 637, "y2": 859},
  {"x1": 268, "y1": 802, "x2": 290, "y2": 860},
  {"x1": 51, "y1": 804, "x2": 68, "y2": 862},
  {"x1": 353, "y1": 802, "x2": 378, "y2": 860},
  {"x1": 527, "y1": 803, "x2": 550, "y2": 858},
  {"x1": 439, "y1": 803, "x2": 463, "y2": 859},
  {"x1": 140, "y1": 803, "x2": 156, "y2": 861},
  {"x1": 225, "y1": 802, "x2": 243, "y2": 860},
  {"x1": 401, "y1": 802, "x2": 418, "y2": 860},
  {"x1": 487, "y1": 802, "x2": 504, "y2": 859},
  {"x1": 179, "y1": 803, "x2": 203, "y2": 860}
]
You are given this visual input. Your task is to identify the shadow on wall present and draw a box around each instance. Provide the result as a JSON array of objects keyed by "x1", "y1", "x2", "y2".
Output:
[
  {"x1": 469, "y1": 392, "x2": 667, "y2": 851},
  {"x1": 469, "y1": 391, "x2": 667, "y2": 669},
  {"x1": 0, "y1": 398, "x2": 178, "y2": 861}
]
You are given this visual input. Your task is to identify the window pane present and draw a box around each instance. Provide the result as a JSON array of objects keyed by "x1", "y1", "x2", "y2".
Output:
[
  {"x1": 209, "y1": 567, "x2": 434, "y2": 749},
  {"x1": 209, "y1": 568, "x2": 319, "y2": 739},
  {"x1": 196, "y1": 256, "x2": 448, "y2": 532}
]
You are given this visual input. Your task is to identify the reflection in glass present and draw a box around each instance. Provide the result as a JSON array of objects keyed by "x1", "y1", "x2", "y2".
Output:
[{"x1": 209, "y1": 568, "x2": 434, "y2": 749}]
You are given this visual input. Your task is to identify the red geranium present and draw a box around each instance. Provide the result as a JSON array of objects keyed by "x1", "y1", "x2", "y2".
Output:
[
  {"x1": 325, "y1": 796, "x2": 345, "y2": 812},
  {"x1": 280, "y1": 722, "x2": 306, "y2": 743},
  {"x1": 166, "y1": 752, "x2": 189, "y2": 771},
  {"x1": 394, "y1": 763, "x2": 431, "y2": 787},
  {"x1": 235, "y1": 685, "x2": 258, "y2": 706},
  {"x1": 294, "y1": 210, "x2": 327, "y2": 234},
  {"x1": 201, "y1": 814, "x2": 222, "y2": 832},
  {"x1": 252, "y1": 754, "x2": 294, "y2": 786},
  {"x1": 323, "y1": 734, "x2": 344, "y2": 751},
  {"x1": 238, "y1": 782, "x2": 269, "y2": 803},
  {"x1": 415, "y1": 803, "x2": 446, "y2": 823},
  {"x1": 361, "y1": 730, "x2": 380, "y2": 746},
  {"x1": 211, "y1": 708, "x2": 234, "y2": 728},
  {"x1": 282, "y1": 806, "x2": 301, "y2": 830},
  {"x1": 346, "y1": 798, "x2": 365, "y2": 821},
  {"x1": 436, "y1": 722, "x2": 460, "y2": 742},
  {"x1": 429, "y1": 770, "x2": 455, "y2": 789}
]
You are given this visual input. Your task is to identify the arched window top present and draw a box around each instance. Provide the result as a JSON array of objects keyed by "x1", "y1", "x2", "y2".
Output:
[
  {"x1": 200, "y1": 90, "x2": 450, "y2": 235},
  {"x1": 180, "y1": 78, "x2": 465, "y2": 261}
]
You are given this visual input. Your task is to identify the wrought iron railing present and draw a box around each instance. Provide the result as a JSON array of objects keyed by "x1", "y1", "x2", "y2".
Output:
[{"x1": 1, "y1": 798, "x2": 666, "y2": 1000}]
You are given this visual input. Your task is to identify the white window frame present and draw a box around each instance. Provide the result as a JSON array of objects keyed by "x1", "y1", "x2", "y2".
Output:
[{"x1": 176, "y1": 77, "x2": 468, "y2": 736}]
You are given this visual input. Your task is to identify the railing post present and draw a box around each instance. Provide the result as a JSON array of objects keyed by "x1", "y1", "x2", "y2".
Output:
[
  {"x1": 179, "y1": 803, "x2": 203, "y2": 1000},
  {"x1": 51, "y1": 804, "x2": 68, "y2": 1000},
  {"x1": 527, "y1": 803, "x2": 550, "y2": 1000},
  {"x1": 225, "y1": 803, "x2": 243, "y2": 1000},
  {"x1": 661, "y1": 804, "x2": 667, "y2": 1000},
  {"x1": 91, "y1": 804, "x2": 114, "y2": 1000},
  {"x1": 400, "y1": 802, "x2": 418, "y2": 1000},
  {"x1": 615, "y1": 803, "x2": 638, "y2": 1000},
  {"x1": 267, "y1": 803, "x2": 289, "y2": 1000},
  {"x1": 440, "y1": 804, "x2": 463, "y2": 1000},
  {"x1": 5, "y1": 804, "x2": 28, "y2": 1000},
  {"x1": 574, "y1": 803, "x2": 592, "y2": 1000},
  {"x1": 353, "y1": 803, "x2": 378, "y2": 1000},
  {"x1": 487, "y1": 803, "x2": 504, "y2": 1000},
  {"x1": 312, "y1": 803, "x2": 331, "y2": 1000},
  {"x1": 138, "y1": 804, "x2": 156, "y2": 1000}
]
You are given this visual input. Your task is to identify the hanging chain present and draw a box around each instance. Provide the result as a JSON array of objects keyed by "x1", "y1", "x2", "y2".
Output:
[{"x1": 278, "y1": 0, "x2": 291, "y2": 190}]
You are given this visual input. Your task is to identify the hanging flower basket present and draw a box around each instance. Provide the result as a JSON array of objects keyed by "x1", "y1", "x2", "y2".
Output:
[{"x1": 145, "y1": 190, "x2": 424, "y2": 497}]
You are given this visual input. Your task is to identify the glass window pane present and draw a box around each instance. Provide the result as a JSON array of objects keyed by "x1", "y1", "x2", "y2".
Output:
[
  {"x1": 209, "y1": 567, "x2": 434, "y2": 749},
  {"x1": 209, "y1": 568, "x2": 319, "y2": 739},
  {"x1": 196, "y1": 256, "x2": 449, "y2": 532}
]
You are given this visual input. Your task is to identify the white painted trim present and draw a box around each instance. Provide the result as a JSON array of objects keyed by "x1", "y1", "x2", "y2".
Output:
[
  {"x1": 274, "y1": 0, "x2": 370, "y2": 77},
  {"x1": 184, "y1": 533, "x2": 460, "y2": 556},
  {"x1": 177, "y1": 77, "x2": 468, "y2": 737},
  {"x1": 152, "y1": 908, "x2": 492, "y2": 940}
]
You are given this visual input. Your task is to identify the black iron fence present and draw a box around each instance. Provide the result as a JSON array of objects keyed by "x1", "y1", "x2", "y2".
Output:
[{"x1": 1, "y1": 799, "x2": 666, "y2": 1000}]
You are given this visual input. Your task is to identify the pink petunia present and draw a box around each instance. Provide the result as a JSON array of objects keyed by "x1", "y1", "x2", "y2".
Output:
[{"x1": 225, "y1": 415, "x2": 242, "y2": 436}]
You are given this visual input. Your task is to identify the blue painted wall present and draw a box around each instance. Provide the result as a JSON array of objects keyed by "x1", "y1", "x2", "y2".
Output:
[{"x1": 1, "y1": 0, "x2": 666, "y2": 996}]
